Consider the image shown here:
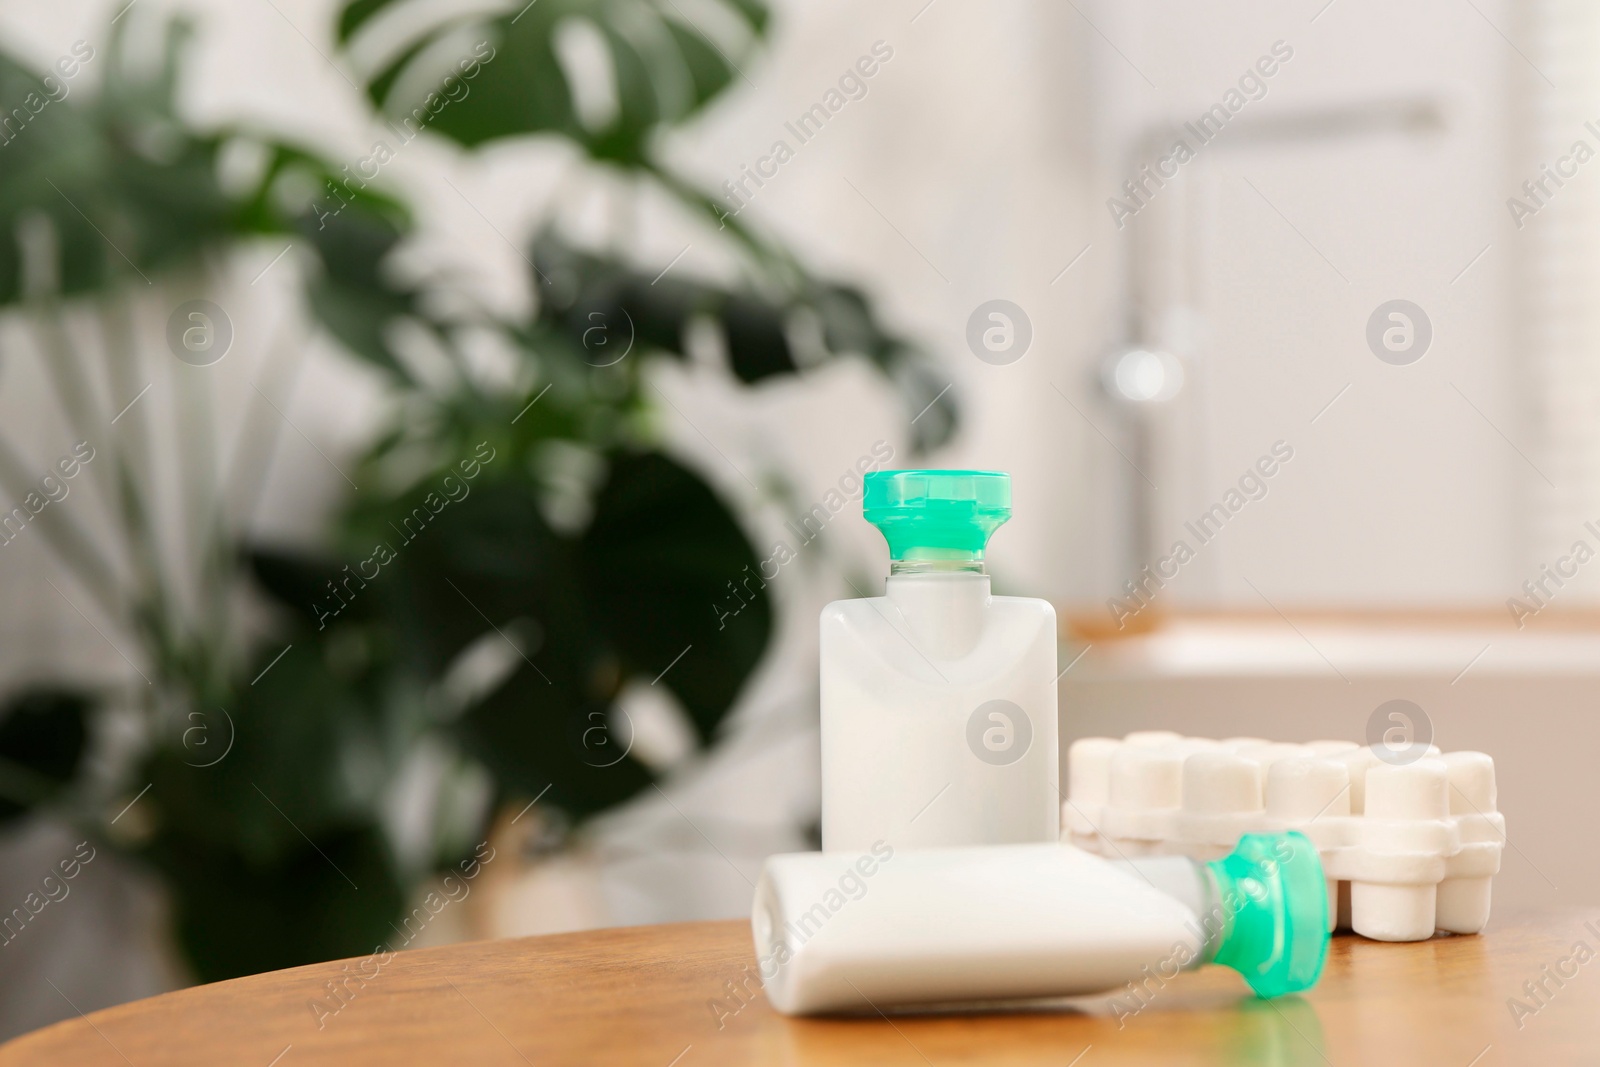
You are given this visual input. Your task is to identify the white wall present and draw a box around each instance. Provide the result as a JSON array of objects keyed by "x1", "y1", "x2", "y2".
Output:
[{"x1": 1077, "y1": 0, "x2": 1527, "y2": 617}]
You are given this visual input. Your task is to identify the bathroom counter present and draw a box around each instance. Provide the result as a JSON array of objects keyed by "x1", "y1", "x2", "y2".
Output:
[{"x1": 3, "y1": 910, "x2": 1593, "y2": 1065}]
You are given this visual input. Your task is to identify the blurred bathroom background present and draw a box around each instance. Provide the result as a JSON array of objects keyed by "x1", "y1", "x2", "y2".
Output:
[{"x1": 2, "y1": 0, "x2": 1597, "y2": 1041}]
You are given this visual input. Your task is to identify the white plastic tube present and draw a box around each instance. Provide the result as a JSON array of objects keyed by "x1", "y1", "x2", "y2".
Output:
[{"x1": 753, "y1": 834, "x2": 1327, "y2": 1014}]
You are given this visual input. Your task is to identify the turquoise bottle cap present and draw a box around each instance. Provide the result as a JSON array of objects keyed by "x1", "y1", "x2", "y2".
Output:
[
  {"x1": 1207, "y1": 831, "x2": 1329, "y2": 998},
  {"x1": 862, "y1": 470, "x2": 1011, "y2": 562}
]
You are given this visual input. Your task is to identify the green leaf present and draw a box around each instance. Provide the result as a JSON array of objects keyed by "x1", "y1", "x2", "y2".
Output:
[
  {"x1": 812, "y1": 285, "x2": 959, "y2": 449},
  {"x1": 363, "y1": 477, "x2": 577, "y2": 675},
  {"x1": 333, "y1": 441, "x2": 768, "y2": 821},
  {"x1": 720, "y1": 292, "x2": 793, "y2": 383},
  {"x1": 663, "y1": 20, "x2": 735, "y2": 108},
  {"x1": 580, "y1": 450, "x2": 770, "y2": 741},
  {"x1": 147, "y1": 824, "x2": 403, "y2": 983},
  {"x1": 460, "y1": 671, "x2": 655, "y2": 821},
  {"x1": 248, "y1": 546, "x2": 379, "y2": 629},
  {"x1": 362, "y1": 471, "x2": 659, "y2": 818},
  {"x1": 534, "y1": 237, "x2": 797, "y2": 380},
  {"x1": 338, "y1": 0, "x2": 770, "y2": 162},
  {"x1": 295, "y1": 202, "x2": 419, "y2": 380},
  {"x1": 337, "y1": 0, "x2": 394, "y2": 43},
  {"x1": 0, "y1": 54, "x2": 120, "y2": 301},
  {"x1": 0, "y1": 12, "x2": 425, "y2": 375},
  {"x1": 0, "y1": 689, "x2": 90, "y2": 821},
  {"x1": 145, "y1": 647, "x2": 377, "y2": 863}
]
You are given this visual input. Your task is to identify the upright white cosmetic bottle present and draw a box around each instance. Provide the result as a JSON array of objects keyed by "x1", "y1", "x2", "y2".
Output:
[{"x1": 819, "y1": 470, "x2": 1058, "y2": 852}]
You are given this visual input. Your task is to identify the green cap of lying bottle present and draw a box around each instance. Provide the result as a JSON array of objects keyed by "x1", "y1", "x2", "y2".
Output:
[{"x1": 1207, "y1": 831, "x2": 1330, "y2": 998}]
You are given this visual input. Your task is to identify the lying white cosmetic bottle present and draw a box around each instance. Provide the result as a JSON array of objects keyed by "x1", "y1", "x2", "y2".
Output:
[{"x1": 753, "y1": 832, "x2": 1328, "y2": 1014}]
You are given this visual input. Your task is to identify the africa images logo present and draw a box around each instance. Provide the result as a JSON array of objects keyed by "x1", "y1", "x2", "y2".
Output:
[{"x1": 966, "y1": 700, "x2": 1032, "y2": 766}]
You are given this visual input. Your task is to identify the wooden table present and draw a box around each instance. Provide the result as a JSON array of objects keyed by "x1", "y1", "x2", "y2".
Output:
[{"x1": 4, "y1": 910, "x2": 1597, "y2": 1065}]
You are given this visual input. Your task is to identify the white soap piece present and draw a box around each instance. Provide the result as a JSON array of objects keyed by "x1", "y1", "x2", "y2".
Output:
[
  {"x1": 1365, "y1": 761, "x2": 1449, "y2": 820},
  {"x1": 1266, "y1": 758, "x2": 1349, "y2": 821},
  {"x1": 1174, "y1": 752, "x2": 1265, "y2": 853},
  {"x1": 1067, "y1": 738, "x2": 1119, "y2": 806},
  {"x1": 1441, "y1": 751, "x2": 1496, "y2": 813},
  {"x1": 1102, "y1": 746, "x2": 1184, "y2": 843},
  {"x1": 1436, "y1": 876, "x2": 1494, "y2": 934},
  {"x1": 1108, "y1": 745, "x2": 1184, "y2": 807},
  {"x1": 1350, "y1": 882, "x2": 1437, "y2": 941},
  {"x1": 1183, "y1": 752, "x2": 1262, "y2": 813},
  {"x1": 1063, "y1": 737, "x2": 1119, "y2": 840},
  {"x1": 1061, "y1": 731, "x2": 1507, "y2": 942}
]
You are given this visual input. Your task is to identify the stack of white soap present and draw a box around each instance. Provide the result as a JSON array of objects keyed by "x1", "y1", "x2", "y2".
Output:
[{"x1": 1063, "y1": 731, "x2": 1505, "y2": 941}]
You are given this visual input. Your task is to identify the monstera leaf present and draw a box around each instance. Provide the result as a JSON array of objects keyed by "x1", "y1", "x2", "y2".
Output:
[
  {"x1": 0, "y1": 19, "x2": 252, "y2": 300},
  {"x1": 580, "y1": 450, "x2": 770, "y2": 739},
  {"x1": 442, "y1": 448, "x2": 771, "y2": 817},
  {"x1": 337, "y1": 0, "x2": 768, "y2": 164},
  {"x1": 0, "y1": 15, "x2": 416, "y2": 384},
  {"x1": 248, "y1": 443, "x2": 771, "y2": 823},
  {"x1": 530, "y1": 238, "x2": 960, "y2": 446}
]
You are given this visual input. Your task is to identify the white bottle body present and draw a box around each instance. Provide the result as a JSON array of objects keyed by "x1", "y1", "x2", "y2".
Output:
[
  {"x1": 819, "y1": 573, "x2": 1058, "y2": 852},
  {"x1": 754, "y1": 843, "x2": 1205, "y2": 1014}
]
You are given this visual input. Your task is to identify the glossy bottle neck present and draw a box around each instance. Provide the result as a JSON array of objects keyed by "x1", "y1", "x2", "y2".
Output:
[{"x1": 889, "y1": 555, "x2": 987, "y2": 576}]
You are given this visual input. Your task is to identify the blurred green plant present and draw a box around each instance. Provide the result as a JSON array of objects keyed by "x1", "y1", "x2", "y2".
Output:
[{"x1": 0, "y1": 5, "x2": 954, "y2": 982}]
